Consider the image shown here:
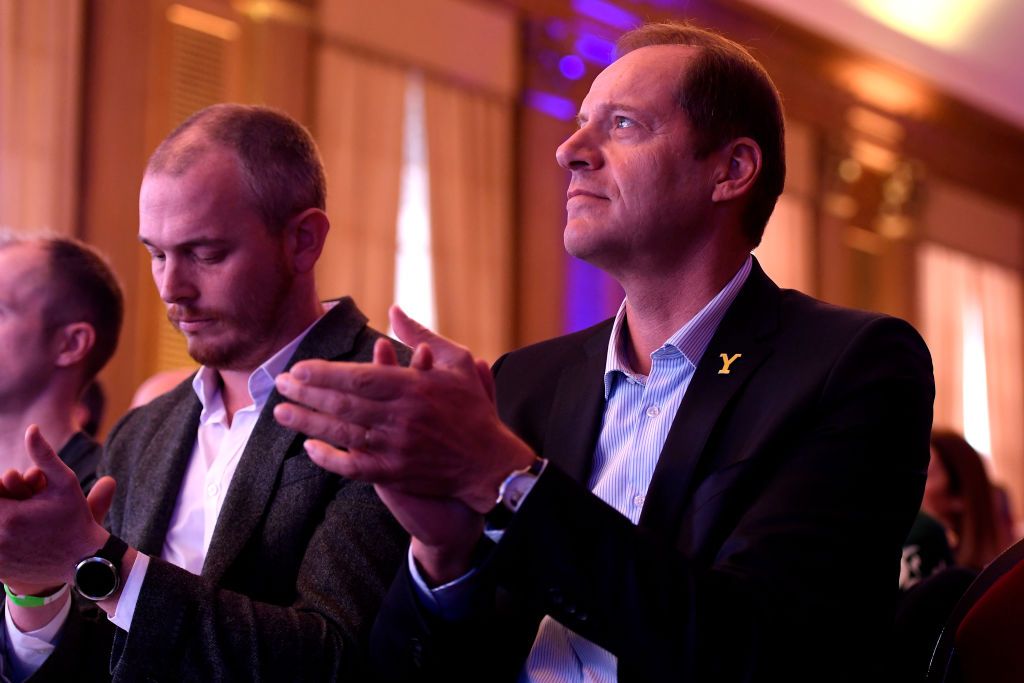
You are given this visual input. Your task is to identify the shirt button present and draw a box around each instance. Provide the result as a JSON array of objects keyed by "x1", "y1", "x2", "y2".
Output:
[
  {"x1": 206, "y1": 483, "x2": 219, "y2": 497},
  {"x1": 646, "y1": 405, "x2": 660, "y2": 417},
  {"x1": 633, "y1": 494, "x2": 645, "y2": 507}
]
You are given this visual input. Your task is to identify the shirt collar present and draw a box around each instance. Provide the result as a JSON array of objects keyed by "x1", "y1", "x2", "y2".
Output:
[
  {"x1": 192, "y1": 308, "x2": 328, "y2": 423},
  {"x1": 603, "y1": 255, "x2": 752, "y2": 398}
]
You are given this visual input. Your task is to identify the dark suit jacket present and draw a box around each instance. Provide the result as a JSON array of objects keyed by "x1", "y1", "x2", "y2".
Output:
[
  {"x1": 61, "y1": 431, "x2": 102, "y2": 493},
  {"x1": 370, "y1": 262, "x2": 934, "y2": 682},
  {"x1": 16, "y1": 298, "x2": 408, "y2": 682}
]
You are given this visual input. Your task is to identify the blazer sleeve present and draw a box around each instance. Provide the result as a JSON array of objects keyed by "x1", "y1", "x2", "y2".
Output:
[
  {"x1": 370, "y1": 315, "x2": 934, "y2": 682},
  {"x1": 98, "y1": 410, "x2": 408, "y2": 682}
]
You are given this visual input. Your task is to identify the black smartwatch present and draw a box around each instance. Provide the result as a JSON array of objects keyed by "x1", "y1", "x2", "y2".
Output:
[{"x1": 74, "y1": 534, "x2": 129, "y2": 601}]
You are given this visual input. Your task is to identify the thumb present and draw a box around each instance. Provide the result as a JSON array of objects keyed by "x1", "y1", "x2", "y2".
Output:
[
  {"x1": 389, "y1": 305, "x2": 439, "y2": 348},
  {"x1": 24, "y1": 425, "x2": 75, "y2": 485},
  {"x1": 389, "y1": 305, "x2": 474, "y2": 373},
  {"x1": 86, "y1": 476, "x2": 117, "y2": 525}
]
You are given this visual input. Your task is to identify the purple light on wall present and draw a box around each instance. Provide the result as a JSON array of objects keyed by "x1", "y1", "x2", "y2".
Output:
[
  {"x1": 571, "y1": 0, "x2": 642, "y2": 30},
  {"x1": 565, "y1": 256, "x2": 621, "y2": 333},
  {"x1": 524, "y1": 90, "x2": 578, "y2": 121},
  {"x1": 574, "y1": 33, "x2": 617, "y2": 66},
  {"x1": 558, "y1": 55, "x2": 586, "y2": 80},
  {"x1": 545, "y1": 19, "x2": 570, "y2": 41}
]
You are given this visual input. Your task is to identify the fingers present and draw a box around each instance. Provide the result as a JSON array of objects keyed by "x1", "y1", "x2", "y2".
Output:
[
  {"x1": 0, "y1": 469, "x2": 33, "y2": 500},
  {"x1": 274, "y1": 401, "x2": 386, "y2": 452},
  {"x1": 304, "y1": 439, "x2": 393, "y2": 481},
  {"x1": 389, "y1": 306, "x2": 476, "y2": 373},
  {"x1": 86, "y1": 476, "x2": 117, "y2": 525},
  {"x1": 23, "y1": 426, "x2": 75, "y2": 486},
  {"x1": 373, "y1": 337, "x2": 399, "y2": 366},
  {"x1": 279, "y1": 360, "x2": 407, "y2": 399},
  {"x1": 23, "y1": 468, "x2": 47, "y2": 496},
  {"x1": 411, "y1": 343, "x2": 434, "y2": 371},
  {"x1": 274, "y1": 375, "x2": 394, "y2": 429}
]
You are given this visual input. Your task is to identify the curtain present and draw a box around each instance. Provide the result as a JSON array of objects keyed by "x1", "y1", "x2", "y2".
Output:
[
  {"x1": 919, "y1": 243, "x2": 968, "y2": 433},
  {"x1": 919, "y1": 242, "x2": 1024, "y2": 520},
  {"x1": 424, "y1": 77, "x2": 514, "y2": 362},
  {"x1": 0, "y1": 0, "x2": 84, "y2": 234},
  {"x1": 979, "y1": 261, "x2": 1024, "y2": 520},
  {"x1": 755, "y1": 194, "x2": 814, "y2": 294},
  {"x1": 313, "y1": 47, "x2": 405, "y2": 330}
]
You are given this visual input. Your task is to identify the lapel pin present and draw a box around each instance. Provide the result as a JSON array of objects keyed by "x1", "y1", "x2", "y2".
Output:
[{"x1": 718, "y1": 353, "x2": 742, "y2": 374}]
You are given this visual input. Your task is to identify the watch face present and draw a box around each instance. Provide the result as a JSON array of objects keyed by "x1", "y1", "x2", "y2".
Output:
[{"x1": 75, "y1": 557, "x2": 119, "y2": 600}]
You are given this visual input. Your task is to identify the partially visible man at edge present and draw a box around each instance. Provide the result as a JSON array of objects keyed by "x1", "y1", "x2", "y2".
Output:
[
  {"x1": 274, "y1": 22, "x2": 935, "y2": 682},
  {"x1": 0, "y1": 104, "x2": 408, "y2": 681},
  {"x1": 0, "y1": 233, "x2": 122, "y2": 497}
]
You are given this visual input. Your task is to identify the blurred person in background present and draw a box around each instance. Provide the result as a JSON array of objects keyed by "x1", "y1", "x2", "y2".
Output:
[
  {"x1": 924, "y1": 430, "x2": 1014, "y2": 571},
  {"x1": 0, "y1": 234, "x2": 123, "y2": 495}
]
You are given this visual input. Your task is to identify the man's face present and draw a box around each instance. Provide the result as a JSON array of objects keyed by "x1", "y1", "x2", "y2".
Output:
[
  {"x1": 139, "y1": 148, "x2": 295, "y2": 371},
  {"x1": 556, "y1": 45, "x2": 721, "y2": 275},
  {"x1": 0, "y1": 243, "x2": 58, "y2": 408}
]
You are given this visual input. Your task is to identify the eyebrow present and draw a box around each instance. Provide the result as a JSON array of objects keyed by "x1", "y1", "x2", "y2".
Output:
[
  {"x1": 138, "y1": 237, "x2": 231, "y2": 250},
  {"x1": 577, "y1": 102, "x2": 647, "y2": 124}
]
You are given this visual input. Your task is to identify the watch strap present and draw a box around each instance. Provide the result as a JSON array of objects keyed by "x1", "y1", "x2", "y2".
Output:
[{"x1": 87, "y1": 533, "x2": 129, "y2": 567}]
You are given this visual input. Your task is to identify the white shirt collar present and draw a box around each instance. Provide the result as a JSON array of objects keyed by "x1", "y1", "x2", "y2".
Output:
[{"x1": 191, "y1": 309, "x2": 328, "y2": 424}]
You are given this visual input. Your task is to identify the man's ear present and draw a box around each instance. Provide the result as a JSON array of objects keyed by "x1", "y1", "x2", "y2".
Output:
[
  {"x1": 711, "y1": 137, "x2": 762, "y2": 203},
  {"x1": 284, "y1": 208, "x2": 330, "y2": 275},
  {"x1": 54, "y1": 322, "x2": 96, "y2": 368}
]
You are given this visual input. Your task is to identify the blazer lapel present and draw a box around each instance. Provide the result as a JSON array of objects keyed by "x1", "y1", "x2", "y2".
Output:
[
  {"x1": 542, "y1": 324, "x2": 610, "y2": 484},
  {"x1": 639, "y1": 262, "x2": 780, "y2": 536},
  {"x1": 122, "y1": 388, "x2": 202, "y2": 556},
  {"x1": 200, "y1": 298, "x2": 369, "y2": 582}
]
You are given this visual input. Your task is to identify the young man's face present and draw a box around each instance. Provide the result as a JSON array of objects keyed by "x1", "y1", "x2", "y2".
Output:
[
  {"x1": 556, "y1": 44, "x2": 724, "y2": 277},
  {"x1": 139, "y1": 147, "x2": 296, "y2": 372},
  {"x1": 0, "y1": 243, "x2": 59, "y2": 409}
]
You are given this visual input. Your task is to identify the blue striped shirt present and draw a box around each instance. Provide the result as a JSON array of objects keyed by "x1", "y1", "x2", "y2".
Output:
[{"x1": 523, "y1": 256, "x2": 752, "y2": 683}]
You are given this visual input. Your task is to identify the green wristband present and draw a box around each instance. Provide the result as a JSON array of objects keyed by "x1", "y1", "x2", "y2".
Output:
[{"x1": 3, "y1": 582, "x2": 68, "y2": 608}]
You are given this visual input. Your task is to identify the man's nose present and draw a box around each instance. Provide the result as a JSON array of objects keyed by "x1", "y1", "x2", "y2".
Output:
[
  {"x1": 157, "y1": 258, "x2": 197, "y2": 304},
  {"x1": 555, "y1": 125, "x2": 603, "y2": 171}
]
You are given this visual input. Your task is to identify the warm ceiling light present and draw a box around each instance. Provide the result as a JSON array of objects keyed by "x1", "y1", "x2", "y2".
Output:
[
  {"x1": 853, "y1": 0, "x2": 996, "y2": 49},
  {"x1": 832, "y1": 61, "x2": 933, "y2": 118}
]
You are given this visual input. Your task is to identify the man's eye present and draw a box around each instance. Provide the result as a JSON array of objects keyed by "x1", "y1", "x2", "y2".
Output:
[
  {"x1": 149, "y1": 251, "x2": 165, "y2": 262},
  {"x1": 614, "y1": 116, "x2": 635, "y2": 129}
]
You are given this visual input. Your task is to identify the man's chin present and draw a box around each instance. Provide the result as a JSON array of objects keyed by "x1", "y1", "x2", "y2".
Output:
[{"x1": 185, "y1": 339, "x2": 244, "y2": 370}]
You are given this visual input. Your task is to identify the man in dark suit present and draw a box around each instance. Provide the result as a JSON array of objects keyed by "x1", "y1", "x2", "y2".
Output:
[
  {"x1": 0, "y1": 104, "x2": 407, "y2": 681},
  {"x1": 274, "y1": 22, "x2": 934, "y2": 682}
]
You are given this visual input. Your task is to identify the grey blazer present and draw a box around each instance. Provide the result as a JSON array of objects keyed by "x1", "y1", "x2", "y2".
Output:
[{"x1": 95, "y1": 298, "x2": 408, "y2": 681}]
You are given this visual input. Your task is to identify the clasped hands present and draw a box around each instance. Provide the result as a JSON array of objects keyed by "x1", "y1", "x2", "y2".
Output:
[
  {"x1": 0, "y1": 427, "x2": 114, "y2": 596},
  {"x1": 273, "y1": 306, "x2": 536, "y2": 583}
]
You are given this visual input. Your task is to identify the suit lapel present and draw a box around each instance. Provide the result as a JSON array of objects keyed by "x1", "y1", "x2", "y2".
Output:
[
  {"x1": 122, "y1": 387, "x2": 202, "y2": 556},
  {"x1": 639, "y1": 262, "x2": 780, "y2": 536},
  {"x1": 542, "y1": 326, "x2": 609, "y2": 484},
  {"x1": 200, "y1": 298, "x2": 369, "y2": 582}
]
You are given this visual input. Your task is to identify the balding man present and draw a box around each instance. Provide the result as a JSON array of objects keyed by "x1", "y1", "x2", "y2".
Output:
[{"x1": 276, "y1": 22, "x2": 934, "y2": 682}]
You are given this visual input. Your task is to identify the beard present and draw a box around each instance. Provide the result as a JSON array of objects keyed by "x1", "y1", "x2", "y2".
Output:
[{"x1": 167, "y1": 263, "x2": 295, "y2": 371}]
